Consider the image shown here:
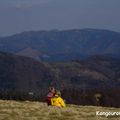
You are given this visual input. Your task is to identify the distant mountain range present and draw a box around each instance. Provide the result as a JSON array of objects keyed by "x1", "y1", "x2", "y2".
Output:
[
  {"x1": 0, "y1": 29, "x2": 120, "y2": 61},
  {"x1": 0, "y1": 28, "x2": 120, "y2": 106},
  {"x1": 0, "y1": 52, "x2": 120, "y2": 106}
]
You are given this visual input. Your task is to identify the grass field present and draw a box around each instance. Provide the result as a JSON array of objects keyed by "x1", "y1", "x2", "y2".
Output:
[{"x1": 0, "y1": 100, "x2": 120, "y2": 120}]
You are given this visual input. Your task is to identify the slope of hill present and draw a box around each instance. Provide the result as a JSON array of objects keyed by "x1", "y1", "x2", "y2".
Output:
[
  {"x1": 0, "y1": 52, "x2": 120, "y2": 107},
  {"x1": 0, "y1": 52, "x2": 120, "y2": 91},
  {"x1": 0, "y1": 100, "x2": 120, "y2": 120},
  {"x1": 16, "y1": 47, "x2": 41, "y2": 61},
  {"x1": 0, "y1": 29, "x2": 120, "y2": 61},
  {"x1": 0, "y1": 51, "x2": 55, "y2": 93}
]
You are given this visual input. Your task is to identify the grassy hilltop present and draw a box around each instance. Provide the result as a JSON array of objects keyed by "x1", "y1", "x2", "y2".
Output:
[{"x1": 0, "y1": 100, "x2": 120, "y2": 120}]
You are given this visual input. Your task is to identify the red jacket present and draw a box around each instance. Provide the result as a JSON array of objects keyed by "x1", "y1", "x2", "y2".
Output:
[{"x1": 46, "y1": 92, "x2": 55, "y2": 105}]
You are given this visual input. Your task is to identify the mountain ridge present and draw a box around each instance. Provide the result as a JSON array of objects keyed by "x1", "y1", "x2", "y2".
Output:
[{"x1": 0, "y1": 28, "x2": 120, "y2": 61}]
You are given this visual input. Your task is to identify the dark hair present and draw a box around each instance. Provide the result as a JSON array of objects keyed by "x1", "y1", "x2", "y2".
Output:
[{"x1": 49, "y1": 87, "x2": 55, "y2": 92}]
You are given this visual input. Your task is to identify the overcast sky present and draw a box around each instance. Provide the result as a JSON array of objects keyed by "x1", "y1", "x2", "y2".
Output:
[{"x1": 0, "y1": 0, "x2": 120, "y2": 36}]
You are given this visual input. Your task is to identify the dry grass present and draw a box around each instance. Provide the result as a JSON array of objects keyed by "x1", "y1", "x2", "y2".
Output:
[{"x1": 0, "y1": 100, "x2": 120, "y2": 120}]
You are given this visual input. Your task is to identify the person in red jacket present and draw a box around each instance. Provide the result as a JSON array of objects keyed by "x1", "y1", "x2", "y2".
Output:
[{"x1": 46, "y1": 87, "x2": 55, "y2": 106}]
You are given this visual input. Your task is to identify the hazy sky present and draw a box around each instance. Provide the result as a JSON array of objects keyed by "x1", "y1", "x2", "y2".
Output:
[{"x1": 0, "y1": 0, "x2": 120, "y2": 36}]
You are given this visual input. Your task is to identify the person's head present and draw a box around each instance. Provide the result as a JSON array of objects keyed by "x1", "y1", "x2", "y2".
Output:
[
  {"x1": 55, "y1": 90, "x2": 61, "y2": 97},
  {"x1": 49, "y1": 87, "x2": 55, "y2": 93}
]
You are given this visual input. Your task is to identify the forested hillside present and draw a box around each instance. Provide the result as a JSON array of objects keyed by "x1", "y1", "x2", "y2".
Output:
[{"x1": 0, "y1": 52, "x2": 120, "y2": 107}]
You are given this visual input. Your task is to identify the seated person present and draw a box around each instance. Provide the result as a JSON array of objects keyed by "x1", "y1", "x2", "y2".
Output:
[
  {"x1": 51, "y1": 90, "x2": 66, "y2": 107},
  {"x1": 46, "y1": 87, "x2": 56, "y2": 106}
]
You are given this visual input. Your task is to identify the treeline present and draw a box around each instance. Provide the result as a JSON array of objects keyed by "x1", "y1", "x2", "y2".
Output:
[
  {"x1": 62, "y1": 88, "x2": 120, "y2": 108},
  {"x1": 0, "y1": 90, "x2": 45, "y2": 102},
  {"x1": 0, "y1": 88, "x2": 120, "y2": 107}
]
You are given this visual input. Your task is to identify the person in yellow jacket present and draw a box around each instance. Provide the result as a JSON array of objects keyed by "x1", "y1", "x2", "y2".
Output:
[{"x1": 51, "y1": 90, "x2": 66, "y2": 107}]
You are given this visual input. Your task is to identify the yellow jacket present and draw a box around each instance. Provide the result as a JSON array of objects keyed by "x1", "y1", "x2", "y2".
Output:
[{"x1": 51, "y1": 96, "x2": 66, "y2": 107}]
